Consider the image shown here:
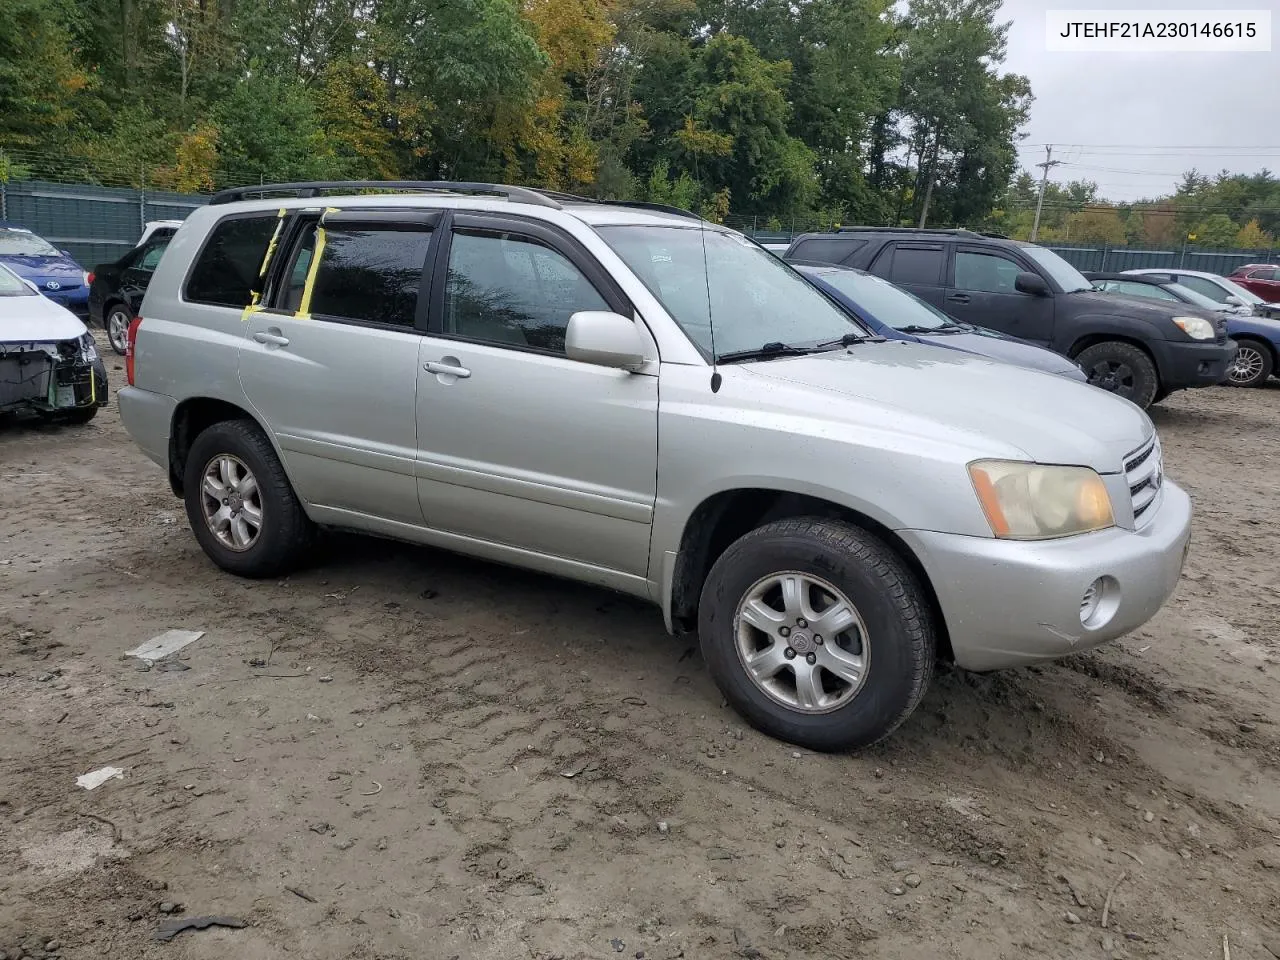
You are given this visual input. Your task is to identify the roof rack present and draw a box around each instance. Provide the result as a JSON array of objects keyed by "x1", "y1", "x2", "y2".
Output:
[{"x1": 208, "y1": 180, "x2": 562, "y2": 208}]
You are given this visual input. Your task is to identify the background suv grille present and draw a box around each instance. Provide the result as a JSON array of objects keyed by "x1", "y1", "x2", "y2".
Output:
[{"x1": 1125, "y1": 435, "x2": 1163, "y2": 526}]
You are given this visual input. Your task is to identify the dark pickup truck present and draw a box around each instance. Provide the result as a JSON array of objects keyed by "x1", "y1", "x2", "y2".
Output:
[{"x1": 784, "y1": 228, "x2": 1235, "y2": 408}]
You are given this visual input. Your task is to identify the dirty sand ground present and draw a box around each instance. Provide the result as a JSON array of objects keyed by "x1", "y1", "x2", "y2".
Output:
[{"x1": 3, "y1": 345, "x2": 1279, "y2": 960}]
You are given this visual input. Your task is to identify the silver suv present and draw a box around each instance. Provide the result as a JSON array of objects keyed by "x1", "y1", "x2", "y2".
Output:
[{"x1": 118, "y1": 181, "x2": 1192, "y2": 750}]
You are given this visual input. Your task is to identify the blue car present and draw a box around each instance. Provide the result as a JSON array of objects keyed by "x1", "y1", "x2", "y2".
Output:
[
  {"x1": 792, "y1": 261, "x2": 1088, "y2": 382},
  {"x1": 0, "y1": 220, "x2": 90, "y2": 319}
]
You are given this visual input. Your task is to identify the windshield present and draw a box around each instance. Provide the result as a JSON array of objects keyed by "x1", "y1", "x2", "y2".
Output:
[
  {"x1": 815, "y1": 268, "x2": 956, "y2": 331},
  {"x1": 598, "y1": 225, "x2": 867, "y2": 358},
  {"x1": 0, "y1": 263, "x2": 36, "y2": 297},
  {"x1": 0, "y1": 228, "x2": 61, "y2": 257},
  {"x1": 1019, "y1": 244, "x2": 1092, "y2": 293}
]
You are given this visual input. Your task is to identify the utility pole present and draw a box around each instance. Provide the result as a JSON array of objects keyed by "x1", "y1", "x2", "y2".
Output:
[{"x1": 1030, "y1": 145, "x2": 1063, "y2": 242}]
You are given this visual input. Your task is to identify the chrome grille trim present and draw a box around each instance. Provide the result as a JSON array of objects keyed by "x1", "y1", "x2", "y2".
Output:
[{"x1": 1125, "y1": 435, "x2": 1163, "y2": 526}]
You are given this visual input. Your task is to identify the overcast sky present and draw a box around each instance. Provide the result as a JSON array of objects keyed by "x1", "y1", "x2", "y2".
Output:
[{"x1": 997, "y1": 0, "x2": 1280, "y2": 201}]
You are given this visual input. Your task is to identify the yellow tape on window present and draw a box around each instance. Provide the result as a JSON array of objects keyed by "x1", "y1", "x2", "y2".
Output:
[
  {"x1": 295, "y1": 227, "x2": 327, "y2": 319},
  {"x1": 240, "y1": 289, "x2": 263, "y2": 324}
]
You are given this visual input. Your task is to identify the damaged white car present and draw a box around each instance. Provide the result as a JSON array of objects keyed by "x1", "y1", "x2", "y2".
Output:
[{"x1": 1, "y1": 262, "x2": 108, "y2": 424}]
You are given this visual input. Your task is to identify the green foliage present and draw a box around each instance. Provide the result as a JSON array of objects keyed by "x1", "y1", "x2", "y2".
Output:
[{"x1": 0, "y1": 0, "x2": 1037, "y2": 226}]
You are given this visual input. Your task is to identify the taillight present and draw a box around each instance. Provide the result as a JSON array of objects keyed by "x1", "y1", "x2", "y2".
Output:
[
  {"x1": 86, "y1": 272, "x2": 95, "y2": 285},
  {"x1": 125, "y1": 316, "x2": 143, "y2": 386}
]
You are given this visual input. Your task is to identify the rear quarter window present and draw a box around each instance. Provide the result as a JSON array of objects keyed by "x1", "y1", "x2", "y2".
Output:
[{"x1": 185, "y1": 215, "x2": 279, "y2": 307}]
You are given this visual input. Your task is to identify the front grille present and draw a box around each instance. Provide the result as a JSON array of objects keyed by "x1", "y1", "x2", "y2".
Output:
[{"x1": 1125, "y1": 434, "x2": 1163, "y2": 526}]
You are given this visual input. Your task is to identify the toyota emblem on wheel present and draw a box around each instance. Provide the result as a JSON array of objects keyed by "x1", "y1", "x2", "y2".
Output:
[{"x1": 45, "y1": 280, "x2": 61, "y2": 290}]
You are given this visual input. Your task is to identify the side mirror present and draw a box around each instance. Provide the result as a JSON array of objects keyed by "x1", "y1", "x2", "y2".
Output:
[
  {"x1": 1225, "y1": 295, "x2": 1243, "y2": 306},
  {"x1": 1014, "y1": 271, "x2": 1050, "y2": 296},
  {"x1": 565, "y1": 311, "x2": 647, "y2": 370}
]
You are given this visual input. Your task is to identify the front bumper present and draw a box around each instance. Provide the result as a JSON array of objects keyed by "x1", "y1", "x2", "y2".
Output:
[
  {"x1": 1149, "y1": 338, "x2": 1235, "y2": 389},
  {"x1": 899, "y1": 480, "x2": 1192, "y2": 671}
]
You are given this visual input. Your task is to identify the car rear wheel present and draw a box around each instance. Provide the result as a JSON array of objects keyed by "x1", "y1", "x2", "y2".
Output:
[
  {"x1": 183, "y1": 419, "x2": 315, "y2": 578},
  {"x1": 697, "y1": 518, "x2": 936, "y2": 751},
  {"x1": 1226, "y1": 339, "x2": 1273, "y2": 388},
  {"x1": 1077, "y1": 341, "x2": 1159, "y2": 409},
  {"x1": 105, "y1": 304, "x2": 131, "y2": 355}
]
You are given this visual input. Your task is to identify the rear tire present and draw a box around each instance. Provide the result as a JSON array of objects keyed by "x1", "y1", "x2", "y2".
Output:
[
  {"x1": 697, "y1": 518, "x2": 936, "y2": 752},
  {"x1": 183, "y1": 419, "x2": 315, "y2": 578},
  {"x1": 1077, "y1": 341, "x2": 1159, "y2": 409},
  {"x1": 105, "y1": 303, "x2": 131, "y2": 355},
  {"x1": 1225, "y1": 338, "x2": 1273, "y2": 388}
]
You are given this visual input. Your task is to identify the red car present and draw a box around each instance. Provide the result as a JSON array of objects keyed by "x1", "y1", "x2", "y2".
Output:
[{"x1": 1228, "y1": 264, "x2": 1280, "y2": 303}]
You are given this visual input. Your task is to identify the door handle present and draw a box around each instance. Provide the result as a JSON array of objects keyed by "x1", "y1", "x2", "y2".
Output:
[
  {"x1": 946, "y1": 294, "x2": 971, "y2": 304},
  {"x1": 253, "y1": 330, "x2": 290, "y2": 347},
  {"x1": 423, "y1": 360, "x2": 471, "y2": 379}
]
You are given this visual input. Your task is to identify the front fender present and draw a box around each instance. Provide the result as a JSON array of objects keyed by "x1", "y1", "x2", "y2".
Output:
[{"x1": 1060, "y1": 313, "x2": 1170, "y2": 356}]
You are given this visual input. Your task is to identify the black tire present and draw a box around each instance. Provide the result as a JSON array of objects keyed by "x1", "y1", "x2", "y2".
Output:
[
  {"x1": 697, "y1": 517, "x2": 936, "y2": 752},
  {"x1": 104, "y1": 302, "x2": 131, "y2": 355},
  {"x1": 1077, "y1": 341, "x2": 1160, "y2": 409},
  {"x1": 57, "y1": 405, "x2": 99, "y2": 425},
  {"x1": 1225, "y1": 338, "x2": 1273, "y2": 388},
  {"x1": 183, "y1": 419, "x2": 315, "y2": 578}
]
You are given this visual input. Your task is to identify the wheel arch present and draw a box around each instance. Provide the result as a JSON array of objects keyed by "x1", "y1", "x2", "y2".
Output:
[
  {"x1": 667, "y1": 487, "x2": 953, "y2": 663},
  {"x1": 168, "y1": 397, "x2": 278, "y2": 498}
]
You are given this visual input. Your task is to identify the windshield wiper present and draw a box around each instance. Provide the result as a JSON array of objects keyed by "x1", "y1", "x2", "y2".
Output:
[
  {"x1": 811, "y1": 332, "x2": 871, "y2": 350},
  {"x1": 897, "y1": 324, "x2": 957, "y2": 334},
  {"x1": 717, "y1": 341, "x2": 813, "y2": 363}
]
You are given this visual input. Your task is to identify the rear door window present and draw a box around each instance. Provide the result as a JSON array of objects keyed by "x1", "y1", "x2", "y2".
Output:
[
  {"x1": 278, "y1": 220, "x2": 433, "y2": 327},
  {"x1": 870, "y1": 243, "x2": 945, "y2": 286},
  {"x1": 185, "y1": 215, "x2": 279, "y2": 307}
]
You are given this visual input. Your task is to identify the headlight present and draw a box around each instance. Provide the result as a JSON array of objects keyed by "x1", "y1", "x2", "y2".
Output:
[
  {"x1": 79, "y1": 332, "x2": 99, "y2": 361},
  {"x1": 968, "y1": 461, "x2": 1114, "y2": 539},
  {"x1": 1171, "y1": 315, "x2": 1215, "y2": 340}
]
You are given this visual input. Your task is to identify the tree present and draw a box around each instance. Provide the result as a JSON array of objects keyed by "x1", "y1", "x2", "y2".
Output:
[
  {"x1": 0, "y1": 0, "x2": 86, "y2": 149},
  {"x1": 1066, "y1": 208, "x2": 1126, "y2": 244},
  {"x1": 1192, "y1": 213, "x2": 1239, "y2": 249},
  {"x1": 898, "y1": 0, "x2": 1031, "y2": 227},
  {"x1": 1236, "y1": 218, "x2": 1273, "y2": 250}
]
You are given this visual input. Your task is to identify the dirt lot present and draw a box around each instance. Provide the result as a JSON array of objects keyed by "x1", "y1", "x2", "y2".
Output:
[{"x1": 3, "y1": 343, "x2": 1279, "y2": 960}]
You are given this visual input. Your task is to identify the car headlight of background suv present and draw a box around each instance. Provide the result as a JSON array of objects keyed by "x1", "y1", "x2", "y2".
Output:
[
  {"x1": 968, "y1": 461, "x2": 1114, "y2": 539},
  {"x1": 1171, "y1": 315, "x2": 1215, "y2": 340}
]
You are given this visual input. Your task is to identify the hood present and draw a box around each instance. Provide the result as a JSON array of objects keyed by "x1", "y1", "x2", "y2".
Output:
[
  {"x1": 0, "y1": 255, "x2": 85, "y2": 289},
  {"x1": 0, "y1": 290, "x2": 90, "y2": 342},
  {"x1": 1073, "y1": 288, "x2": 1218, "y2": 322},
  {"x1": 736, "y1": 341, "x2": 1152, "y2": 473},
  {"x1": 921, "y1": 327, "x2": 1086, "y2": 380}
]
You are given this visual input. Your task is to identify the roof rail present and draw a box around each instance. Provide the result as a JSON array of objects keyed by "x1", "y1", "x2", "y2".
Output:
[
  {"x1": 527, "y1": 189, "x2": 704, "y2": 222},
  {"x1": 208, "y1": 180, "x2": 562, "y2": 208},
  {"x1": 835, "y1": 226, "x2": 987, "y2": 238}
]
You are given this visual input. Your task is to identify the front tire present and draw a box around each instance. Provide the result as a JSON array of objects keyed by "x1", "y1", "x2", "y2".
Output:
[
  {"x1": 105, "y1": 304, "x2": 131, "y2": 355},
  {"x1": 1226, "y1": 338, "x2": 1273, "y2": 388},
  {"x1": 1077, "y1": 341, "x2": 1160, "y2": 408},
  {"x1": 698, "y1": 518, "x2": 936, "y2": 752},
  {"x1": 183, "y1": 419, "x2": 315, "y2": 578}
]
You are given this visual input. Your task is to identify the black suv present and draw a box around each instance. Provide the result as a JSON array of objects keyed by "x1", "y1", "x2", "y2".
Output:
[{"x1": 784, "y1": 228, "x2": 1235, "y2": 408}]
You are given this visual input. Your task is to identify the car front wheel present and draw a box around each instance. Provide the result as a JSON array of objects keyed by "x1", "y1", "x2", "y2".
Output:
[
  {"x1": 698, "y1": 518, "x2": 936, "y2": 751},
  {"x1": 183, "y1": 419, "x2": 315, "y2": 577},
  {"x1": 1077, "y1": 341, "x2": 1159, "y2": 408},
  {"x1": 1226, "y1": 338, "x2": 1273, "y2": 387}
]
